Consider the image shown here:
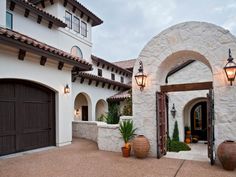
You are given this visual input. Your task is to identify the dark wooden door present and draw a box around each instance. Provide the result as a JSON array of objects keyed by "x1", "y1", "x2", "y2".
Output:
[
  {"x1": 0, "y1": 79, "x2": 55, "y2": 156},
  {"x1": 207, "y1": 89, "x2": 215, "y2": 165},
  {"x1": 190, "y1": 101, "x2": 207, "y2": 140},
  {"x1": 82, "y1": 106, "x2": 88, "y2": 121},
  {"x1": 156, "y1": 92, "x2": 167, "y2": 159}
]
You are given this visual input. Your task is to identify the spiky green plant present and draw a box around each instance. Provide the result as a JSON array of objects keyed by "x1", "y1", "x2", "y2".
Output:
[
  {"x1": 119, "y1": 120, "x2": 137, "y2": 147},
  {"x1": 172, "y1": 121, "x2": 180, "y2": 142}
]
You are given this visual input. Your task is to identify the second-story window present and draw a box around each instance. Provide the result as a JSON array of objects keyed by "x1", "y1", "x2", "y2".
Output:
[
  {"x1": 81, "y1": 21, "x2": 87, "y2": 37},
  {"x1": 111, "y1": 73, "x2": 115, "y2": 81},
  {"x1": 65, "y1": 11, "x2": 72, "y2": 29},
  {"x1": 6, "y1": 12, "x2": 13, "y2": 29},
  {"x1": 120, "y1": 76, "x2": 124, "y2": 83},
  {"x1": 73, "y1": 16, "x2": 80, "y2": 33},
  {"x1": 98, "y1": 69, "x2": 102, "y2": 77}
]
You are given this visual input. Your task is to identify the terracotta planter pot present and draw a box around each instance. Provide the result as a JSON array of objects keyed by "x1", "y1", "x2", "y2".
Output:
[
  {"x1": 133, "y1": 135, "x2": 150, "y2": 158},
  {"x1": 217, "y1": 140, "x2": 236, "y2": 171},
  {"x1": 121, "y1": 146, "x2": 131, "y2": 157},
  {"x1": 186, "y1": 131, "x2": 191, "y2": 135},
  {"x1": 185, "y1": 138, "x2": 191, "y2": 144}
]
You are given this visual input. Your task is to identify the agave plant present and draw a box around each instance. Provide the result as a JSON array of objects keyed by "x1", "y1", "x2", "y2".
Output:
[{"x1": 119, "y1": 120, "x2": 137, "y2": 148}]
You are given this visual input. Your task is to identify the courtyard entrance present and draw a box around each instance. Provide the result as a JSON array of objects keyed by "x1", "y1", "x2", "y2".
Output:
[{"x1": 156, "y1": 82, "x2": 215, "y2": 165}]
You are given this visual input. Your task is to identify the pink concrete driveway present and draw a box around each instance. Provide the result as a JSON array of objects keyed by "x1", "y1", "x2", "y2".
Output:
[{"x1": 0, "y1": 139, "x2": 235, "y2": 177}]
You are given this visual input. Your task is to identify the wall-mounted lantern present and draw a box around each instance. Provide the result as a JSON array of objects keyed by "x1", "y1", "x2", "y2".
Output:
[
  {"x1": 170, "y1": 104, "x2": 176, "y2": 118},
  {"x1": 134, "y1": 61, "x2": 147, "y2": 91},
  {"x1": 64, "y1": 84, "x2": 70, "y2": 94},
  {"x1": 224, "y1": 49, "x2": 236, "y2": 86},
  {"x1": 74, "y1": 109, "x2": 80, "y2": 117}
]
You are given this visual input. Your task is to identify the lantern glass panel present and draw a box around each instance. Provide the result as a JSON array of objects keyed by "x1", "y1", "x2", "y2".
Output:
[{"x1": 224, "y1": 61, "x2": 236, "y2": 81}]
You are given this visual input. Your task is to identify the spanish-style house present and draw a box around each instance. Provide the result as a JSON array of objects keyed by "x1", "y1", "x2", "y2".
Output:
[{"x1": 1, "y1": 0, "x2": 236, "y2": 167}]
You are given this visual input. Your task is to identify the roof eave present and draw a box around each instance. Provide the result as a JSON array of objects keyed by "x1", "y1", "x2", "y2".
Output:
[
  {"x1": 11, "y1": 0, "x2": 67, "y2": 28},
  {"x1": 0, "y1": 35, "x2": 92, "y2": 71},
  {"x1": 91, "y1": 55, "x2": 132, "y2": 76}
]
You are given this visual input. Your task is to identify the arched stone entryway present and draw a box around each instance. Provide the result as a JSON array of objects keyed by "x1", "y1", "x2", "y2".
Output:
[
  {"x1": 132, "y1": 22, "x2": 236, "y2": 162},
  {"x1": 95, "y1": 99, "x2": 108, "y2": 121},
  {"x1": 74, "y1": 92, "x2": 92, "y2": 121}
]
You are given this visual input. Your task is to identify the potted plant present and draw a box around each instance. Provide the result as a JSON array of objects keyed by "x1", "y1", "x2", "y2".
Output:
[
  {"x1": 185, "y1": 126, "x2": 191, "y2": 135},
  {"x1": 119, "y1": 119, "x2": 137, "y2": 157}
]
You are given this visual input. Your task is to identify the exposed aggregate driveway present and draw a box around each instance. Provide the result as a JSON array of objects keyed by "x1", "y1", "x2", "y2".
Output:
[{"x1": 0, "y1": 139, "x2": 235, "y2": 177}]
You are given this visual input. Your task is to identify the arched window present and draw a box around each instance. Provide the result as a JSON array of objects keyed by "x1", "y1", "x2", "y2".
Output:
[{"x1": 71, "y1": 46, "x2": 83, "y2": 59}]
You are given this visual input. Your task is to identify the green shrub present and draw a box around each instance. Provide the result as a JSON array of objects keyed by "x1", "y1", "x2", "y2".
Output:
[
  {"x1": 167, "y1": 139, "x2": 191, "y2": 152},
  {"x1": 172, "y1": 121, "x2": 180, "y2": 142},
  {"x1": 106, "y1": 103, "x2": 120, "y2": 124},
  {"x1": 122, "y1": 90, "x2": 132, "y2": 116},
  {"x1": 184, "y1": 126, "x2": 190, "y2": 132},
  {"x1": 97, "y1": 114, "x2": 106, "y2": 122}
]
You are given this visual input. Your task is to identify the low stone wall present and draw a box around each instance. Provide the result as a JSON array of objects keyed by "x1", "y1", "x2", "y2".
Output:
[
  {"x1": 72, "y1": 116, "x2": 133, "y2": 152},
  {"x1": 97, "y1": 123, "x2": 123, "y2": 152},
  {"x1": 72, "y1": 121, "x2": 102, "y2": 142}
]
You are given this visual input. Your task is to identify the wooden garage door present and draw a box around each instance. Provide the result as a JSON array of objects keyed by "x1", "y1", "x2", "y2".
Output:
[{"x1": 0, "y1": 79, "x2": 55, "y2": 156}]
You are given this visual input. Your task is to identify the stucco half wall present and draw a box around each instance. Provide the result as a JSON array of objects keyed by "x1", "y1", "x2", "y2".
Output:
[{"x1": 132, "y1": 21, "x2": 236, "y2": 157}]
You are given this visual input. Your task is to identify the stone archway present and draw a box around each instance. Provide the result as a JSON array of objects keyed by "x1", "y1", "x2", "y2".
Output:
[
  {"x1": 132, "y1": 22, "x2": 236, "y2": 158},
  {"x1": 95, "y1": 99, "x2": 108, "y2": 121}
]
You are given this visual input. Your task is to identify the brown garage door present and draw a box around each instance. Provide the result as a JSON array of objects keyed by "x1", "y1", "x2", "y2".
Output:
[{"x1": 0, "y1": 79, "x2": 55, "y2": 156}]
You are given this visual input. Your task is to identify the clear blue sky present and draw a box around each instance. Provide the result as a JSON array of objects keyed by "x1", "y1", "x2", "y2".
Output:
[{"x1": 79, "y1": 0, "x2": 236, "y2": 61}]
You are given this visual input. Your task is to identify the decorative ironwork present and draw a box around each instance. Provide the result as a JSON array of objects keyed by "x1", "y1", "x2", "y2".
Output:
[
  {"x1": 207, "y1": 89, "x2": 215, "y2": 165},
  {"x1": 156, "y1": 92, "x2": 167, "y2": 159}
]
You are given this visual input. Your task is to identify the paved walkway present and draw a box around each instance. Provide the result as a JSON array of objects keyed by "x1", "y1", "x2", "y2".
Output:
[
  {"x1": 166, "y1": 143, "x2": 209, "y2": 162},
  {"x1": 0, "y1": 139, "x2": 235, "y2": 177}
]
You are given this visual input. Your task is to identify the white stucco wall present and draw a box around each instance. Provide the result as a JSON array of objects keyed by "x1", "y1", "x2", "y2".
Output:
[
  {"x1": 7, "y1": 1, "x2": 93, "y2": 63},
  {"x1": 0, "y1": 45, "x2": 73, "y2": 147},
  {"x1": 90, "y1": 64, "x2": 132, "y2": 85},
  {"x1": 132, "y1": 22, "x2": 236, "y2": 159},
  {"x1": 167, "y1": 61, "x2": 212, "y2": 142},
  {"x1": 41, "y1": 0, "x2": 93, "y2": 62}
]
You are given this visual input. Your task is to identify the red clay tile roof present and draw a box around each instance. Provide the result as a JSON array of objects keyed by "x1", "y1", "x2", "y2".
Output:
[
  {"x1": 113, "y1": 59, "x2": 136, "y2": 70},
  {"x1": 12, "y1": 0, "x2": 67, "y2": 28},
  {"x1": 74, "y1": 72, "x2": 131, "y2": 90},
  {"x1": 107, "y1": 90, "x2": 131, "y2": 102},
  {"x1": 30, "y1": 0, "x2": 103, "y2": 26},
  {"x1": 91, "y1": 55, "x2": 132, "y2": 76},
  {"x1": 0, "y1": 27, "x2": 92, "y2": 70}
]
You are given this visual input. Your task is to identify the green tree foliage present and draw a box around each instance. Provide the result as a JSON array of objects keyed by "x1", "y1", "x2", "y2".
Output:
[
  {"x1": 106, "y1": 103, "x2": 120, "y2": 124},
  {"x1": 122, "y1": 90, "x2": 132, "y2": 116},
  {"x1": 172, "y1": 121, "x2": 180, "y2": 142}
]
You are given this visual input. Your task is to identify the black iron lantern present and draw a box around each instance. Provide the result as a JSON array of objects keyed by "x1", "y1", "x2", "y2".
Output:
[
  {"x1": 64, "y1": 84, "x2": 70, "y2": 94},
  {"x1": 170, "y1": 104, "x2": 176, "y2": 118},
  {"x1": 134, "y1": 61, "x2": 147, "y2": 91},
  {"x1": 224, "y1": 49, "x2": 236, "y2": 86}
]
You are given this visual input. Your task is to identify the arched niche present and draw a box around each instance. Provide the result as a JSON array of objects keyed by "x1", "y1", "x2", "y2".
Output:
[{"x1": 74, "y1": 92, "x2": 92, "y2": 121}]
